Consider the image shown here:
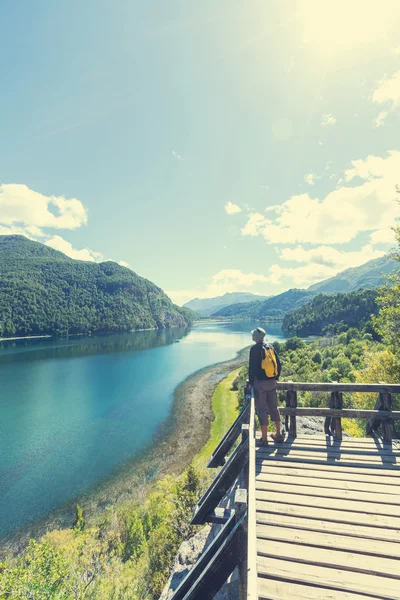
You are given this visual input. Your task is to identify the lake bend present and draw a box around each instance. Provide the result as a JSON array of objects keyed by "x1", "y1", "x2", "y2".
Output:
[{"x1": 0, "y1": 321, "x2": 286, "y2": 539}]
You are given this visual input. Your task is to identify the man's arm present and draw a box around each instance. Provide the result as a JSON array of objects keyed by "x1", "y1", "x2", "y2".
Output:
[
  {"x1": 248, "y1": 345, "x2": 257, "y2": 386},
  {"x1": 275, "y1": 347, "x2": 282, "y2": 379}
]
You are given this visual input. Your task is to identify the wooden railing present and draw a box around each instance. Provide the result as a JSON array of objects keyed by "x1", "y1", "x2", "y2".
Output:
[
  {"x1": 169, "y1": 397, "x2": 257, "y2": 600},
  {"x1": 277, "y1": 382, "x2": 400, "y2": 442}
]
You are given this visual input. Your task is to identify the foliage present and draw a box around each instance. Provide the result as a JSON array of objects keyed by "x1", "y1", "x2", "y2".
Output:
[
  {"x1": 373, "y1": 272, "x2": 400, "y2": 356},
  {"x1": 0, "y1": 465, "x2": 204, "y2": 600},
  {"x1": 0, "y1": 540, "x2": 69, "y2": 599},
  {"x1": 282, "y1": 289, "x2": 379, "y2": 337},
  {"x1": 0, "y1": 235, "x2": 193, "y2": 338}
]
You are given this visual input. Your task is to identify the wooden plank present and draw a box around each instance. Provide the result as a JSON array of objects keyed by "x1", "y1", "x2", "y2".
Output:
[
  {"x1": 275, "y1": 441, "x2": 400, "y2": 457},
  {"x1": 255, "y1": 480, "x2": 400, "y2": 506},
  {"x1": 280, "y1": 408, "x2": 400, "y2": 420},
  {"x1": 276, "y1": 382, "x2": 400, "y2": 393},
  {"x1": 257, "y1": 446, "x2": 400, "y2": 463},
  {"x1": 255, "y1": 470, "x2": 400, "y2": 496},
  {"x1": 287, "y1": 435, "x2": 395, "y2": 446},
  {"x1": 256, "y1": 451, "x2": 400, "y2": 469},
  {"x1": 257, "y1": 556, "x2": 400, "y2": 599},
  {"x1": 258, "y1": 577, "x2": 373, "y2": 600},
  {"x1": 293, "y1": 435, "x2": 400, "y2": 447},
  {"x1": 256, "y1": 524, "x2": 400, "y2": 560},
  {"x1": 257, "y1": 538, "x2": 400, "y2": 578},
  {"x1": 256, "y1": 499, "x2": 400, "y2": 532},
  {"x1": 256, "y1": 511, "x2": 400, "y2": 544},
  {"x1": 247, "y1": 397, "x2": 258, "y2": 600},
  {"x1": 256, "y1": 489, "x2": 398, "y2": 518},
  {"x1": 256, "y1": 459, "x2": 400, "y2": 480}
]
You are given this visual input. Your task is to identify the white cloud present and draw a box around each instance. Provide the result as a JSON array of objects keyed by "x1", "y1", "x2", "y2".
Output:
[
  {"x1": 279, "y1": 244, "x2": 384, "y2": 269},
  {"x1": 304, "y1": 173, "x2": 317, "y2": 186},
  {"x1": 45, "y1": 235, "x2": 104, "y2": 262},
  {"x1": 119, "y1": 260, "x2": 130, "y2": 267},
  {"x1": 321, "y1": 113, "x2": 336, "y2": 126},
  {"x1": 375, "y1": 110, "x2": 388, "y2": 127},
  {"x1": 0, "y1": 184, "x2": 87, "y2": 233},
  {"x1": 241, "y1": 151, "x2": 400, "y2": 245},
  {"x1": 369, "y1": 228, "x2": 396, "y2": 245},
  {"x1": 167, "y1": 269, "x2": 269, "y2": 305},
  {"x1": 265, "y1": 244, "x2": 385, "y2": 287},
  {"x1": 0, "y1": 183, "x2": 132, "y2": 267},
  {"x1": 371, "y1": 70, "x2": 400, "y2": 125},
  {"x1": 391, "y1": 46, "x2": 400, "y2": 56},
  {"x1": 224, "y1": 201, "x2": 242, "y2": 215},
  {"x1": 172, "y1": 150, "x2": 184, "y2": 160}
]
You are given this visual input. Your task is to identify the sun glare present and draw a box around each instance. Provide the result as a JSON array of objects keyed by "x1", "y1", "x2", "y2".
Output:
[{"x1": 296, "y1": 0, "x2": 398, "y2": 59}]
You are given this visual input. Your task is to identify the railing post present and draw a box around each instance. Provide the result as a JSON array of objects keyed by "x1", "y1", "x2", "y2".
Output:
[
  {"x1": 234, "y1": 488, "x2": 248, "y2": 600},
  {"x1": 288, "y1": 390, "x2": 297, "y2": 438},
  {"x1": 335, "y1": 391, "x2": 343, "y2": 441},
  {"x1": 382, "y1": 393, "x2": 393, "y2": 444},
  {"x1": 285, "y1": 390, "x2": 290, "y2": 433},
  {"x1": 241, "y1": 424, "x2": 249, "y2": 490}
]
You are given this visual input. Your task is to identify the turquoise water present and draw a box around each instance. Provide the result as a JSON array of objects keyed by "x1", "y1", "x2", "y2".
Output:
[{"x1": 0, "y1": 322, "x2": 286, "y2": 537}]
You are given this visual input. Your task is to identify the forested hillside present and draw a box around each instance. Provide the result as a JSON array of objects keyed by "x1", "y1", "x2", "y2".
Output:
[
  {"x1": 212, "y1": 288, "x2": 316, "y2": 319},
  {"x1": 282, "y1": 289, "x2": 379, "y2": 336},
  {"x1": 0, "y1": 235, "x2": 194, "y2": 337}
]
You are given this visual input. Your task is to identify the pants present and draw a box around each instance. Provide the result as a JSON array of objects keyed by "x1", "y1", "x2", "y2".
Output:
[{"x1": 253, "y1": 378, "x2": 280, "y2": 426}]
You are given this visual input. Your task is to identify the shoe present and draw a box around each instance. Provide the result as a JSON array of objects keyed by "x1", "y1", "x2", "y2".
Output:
[
  {"x1": 256, "y1": 438, "x2": 269, "y2": 447},
  {"x1": 271, "y1": 433, "x2": 284, "y2": 443}
]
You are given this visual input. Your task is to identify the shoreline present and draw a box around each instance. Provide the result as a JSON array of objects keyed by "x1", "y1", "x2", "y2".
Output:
[
  {"x1": 0, "y1": 346, "x2": 249, "y2": 556},
  {"x1": 0, "y1": 335, "x2": 52, "y2": 342}
]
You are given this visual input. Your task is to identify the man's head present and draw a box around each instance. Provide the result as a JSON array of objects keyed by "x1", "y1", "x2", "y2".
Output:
[{"x1": 251, "y1": 327, "x2": 266, "y2": 343}]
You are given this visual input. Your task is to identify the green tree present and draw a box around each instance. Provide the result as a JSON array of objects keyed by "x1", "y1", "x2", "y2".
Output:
[
  {"x1": 73, "y1": 505, "x2": 86, "y2": 533},
  {"x1": 373, "y1": 213, "x2": 400, "y2": 357}
]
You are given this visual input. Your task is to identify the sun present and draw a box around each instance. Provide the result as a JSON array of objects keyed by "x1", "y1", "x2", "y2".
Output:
[{"x1": 295, "y1": 0, "x2": 399, "y2": 59}]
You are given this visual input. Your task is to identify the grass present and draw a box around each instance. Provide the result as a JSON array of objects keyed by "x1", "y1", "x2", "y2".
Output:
[{"x1": 194, "y1": 368, "x2": 241, "y2": 467}]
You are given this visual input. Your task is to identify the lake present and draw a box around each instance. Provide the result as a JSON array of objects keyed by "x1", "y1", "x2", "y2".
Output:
[{"x1": 0, "y1": 321, "x2": 286, "y2": 537}]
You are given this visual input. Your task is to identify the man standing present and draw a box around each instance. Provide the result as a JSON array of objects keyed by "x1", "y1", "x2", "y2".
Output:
[{"x1": 246, "y1": 327, "x2": 283, "y2": 447}]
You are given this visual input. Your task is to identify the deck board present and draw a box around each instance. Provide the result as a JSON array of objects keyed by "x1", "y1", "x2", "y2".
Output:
[{"x1": 255, "y1": 436, "x2": 400, "y2": 599}]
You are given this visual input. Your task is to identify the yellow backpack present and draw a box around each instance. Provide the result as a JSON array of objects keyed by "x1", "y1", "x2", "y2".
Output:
[{"x1": 261, "y1": 344, "x2": 279, "y2": 378}]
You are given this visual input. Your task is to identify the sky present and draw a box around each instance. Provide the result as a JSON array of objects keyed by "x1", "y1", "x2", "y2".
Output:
[{"x1": 1, "y1": 0, "x2": 400, "y2": 306}]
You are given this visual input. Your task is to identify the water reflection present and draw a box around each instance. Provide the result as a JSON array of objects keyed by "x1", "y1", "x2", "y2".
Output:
[{"x1": 0, "y1": 327, "x2": 191, "y2": 364}]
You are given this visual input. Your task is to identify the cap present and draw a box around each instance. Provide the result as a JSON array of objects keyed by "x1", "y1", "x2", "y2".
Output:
[{"x1": 251, "y1": 327, "x2": 266, "y2": 341}]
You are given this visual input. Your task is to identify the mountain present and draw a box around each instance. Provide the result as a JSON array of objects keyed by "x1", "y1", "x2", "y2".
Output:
[
  {"x1": 183, "y1": 292, "x2": 269, "y2": 317},
  {"x1": 282, "y1": 289, "x2": 379, "y2": 336},
  {"x1": 307, "y1": 256, "x2": 397, "y2": 294},
  {"x1": 212, "y1": 289, "x2": 316, "y2": 319},
  {"x1": 211, "y1": 256, "x2": 397, "y2": 320},
  {"x1": 0, "y1": 235, "x2": 194, "y2": 338}
]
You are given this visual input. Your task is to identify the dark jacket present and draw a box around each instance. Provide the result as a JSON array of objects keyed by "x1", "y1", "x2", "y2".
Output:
[{"x1": 248, "y1": 342, "x2": 281, "y2": 385}]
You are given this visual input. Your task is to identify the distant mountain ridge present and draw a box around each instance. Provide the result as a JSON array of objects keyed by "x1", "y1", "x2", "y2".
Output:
[
  {"x1": 307, "y1": 256, "x2": 396, "y2": 293},
  {"x1": 212, "y1": 288, "x2": 316, "y2": 319},
  {"x1": 183, "y1": 292, "x2": 269, "y2": 317},
  {"x1": 0, "y1": 235, "x2": 194, "y2": 337},
  {"x1": 211, "y1": 256, "x2": 397, "y2": 320}
]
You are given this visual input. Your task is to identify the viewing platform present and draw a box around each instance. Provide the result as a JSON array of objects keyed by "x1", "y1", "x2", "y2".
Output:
[{"x1": 168, "y1": 382, "x2": 400, "y2": 600}]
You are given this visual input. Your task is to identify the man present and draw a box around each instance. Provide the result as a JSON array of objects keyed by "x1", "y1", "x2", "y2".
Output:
[{"x1": 246, "y1": 327, "x2": 283, "y2": 446}]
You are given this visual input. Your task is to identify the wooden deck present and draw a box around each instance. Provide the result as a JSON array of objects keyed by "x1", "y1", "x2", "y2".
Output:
[{"x1": 255, "y1": 436, "x2": 400, "y2": 600}]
